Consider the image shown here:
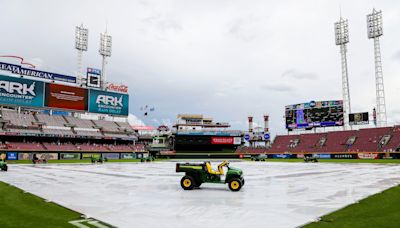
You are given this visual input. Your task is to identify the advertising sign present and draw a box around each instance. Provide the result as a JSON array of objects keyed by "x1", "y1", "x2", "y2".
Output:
[
  {"x1": 357, "y1": 153, "x2": 379, "y2": 159},
  {"x1": 0, "y1": 61, "x2": 76, "y2": 83},
  {"x1": 211, "y1": 137, "x2": 234, "y2": 145},
  {"x1": 45, "y1": 83, "x2": 88, "y2": 111},
  {"x1": 264, "y1": 133, "x2": 270, "y2": 140},
  {"x1": 0, "y1": 75, "x2": 44, "y2": 108},
  {"x1": 60, "y1": 153, "x2": 80, "y2": 160},
  {"x1": 273, "y1": 154, "x2": 291, "y2": 159},
  {"x1": 102, "y1": 153, "x2": 120, "y2": 160},
  {"x1": 244, "y1": 134, "x2": 250, "y2": 141},
  {"x1": 316, "y1": 154, "x2": 331, "y2": 159},
  {"x1": 6, "y1": 152, "x2": 17, "y2": 160},
  {"x1": 106, "y1": 83, "x2": 128, "y2": 93},
  {"x1": 87, "y1": 68, "x2": 101, "y2": 88},
  {"x1": 82, "y1": 153, "x2": 101, "y2": 159},
  {"x1": 18, "y1": 153, "x2": 58, "y2": 160},
  {"x1": 88, "y1": 89, "x2": 129, "y2": 116},
  {"x1": 331, "y1": 154, "x2": 356, "y2": 159},
  {"x1": 121, "y1": 153, "x2": 136, "y2": 159}
]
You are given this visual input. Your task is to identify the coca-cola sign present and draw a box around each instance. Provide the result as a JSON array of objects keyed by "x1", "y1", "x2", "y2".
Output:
[{"x1": 107, "y1": 83, "x2": 128, "y2": 93}]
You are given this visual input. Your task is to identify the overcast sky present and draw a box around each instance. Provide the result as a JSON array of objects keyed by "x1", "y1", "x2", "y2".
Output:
[{"x1": 1, "y1": 0, "x2": 400, "y2": 135}]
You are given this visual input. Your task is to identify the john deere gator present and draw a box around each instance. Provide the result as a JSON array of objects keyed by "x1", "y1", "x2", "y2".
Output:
[{"x1": 176, "y1": 161, "x2": 244, "y2": 191}]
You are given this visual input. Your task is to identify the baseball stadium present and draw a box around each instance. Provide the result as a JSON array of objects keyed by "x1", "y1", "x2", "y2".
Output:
[{"x1": 1, "y1": 2, "x2": 400, "y2": 228}]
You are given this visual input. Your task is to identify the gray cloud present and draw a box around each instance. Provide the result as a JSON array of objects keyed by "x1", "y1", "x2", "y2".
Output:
[
  {"x1": 261, "y1": 84, "x2": 295, "y2": 92},
  {"x1": 281, "y1": 69, "x2": 319, "y2": 80},
  {"x1": 392, "y1": 50, "x2": 400, "y2": 61}
]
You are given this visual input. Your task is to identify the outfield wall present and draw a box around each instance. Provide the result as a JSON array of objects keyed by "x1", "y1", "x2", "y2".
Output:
[{"x1": 2, "y1": 151, "x2": 148, "y2": 161}]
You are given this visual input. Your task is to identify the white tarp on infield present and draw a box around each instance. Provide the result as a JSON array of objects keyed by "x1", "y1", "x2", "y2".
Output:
[{"x1": 1, "y1": 162, "x2": 400, "y2": 228}]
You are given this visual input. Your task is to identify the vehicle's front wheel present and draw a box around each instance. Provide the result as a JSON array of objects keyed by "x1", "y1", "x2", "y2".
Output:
[
  {"x1": 181, "y1": 175, "x2": 196, "y2": 190},
  {"x1": 228, "y1": 178, "x2": 242, "y2": 192}
]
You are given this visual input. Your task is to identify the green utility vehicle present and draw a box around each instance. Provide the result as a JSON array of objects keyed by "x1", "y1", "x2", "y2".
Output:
[
  {"x1": 91, "y1": 156, "x2": 108, "y2": 164},
  {"x1": 176, "y1": 161, "x2": 244, "y2": 191},
  {"x1": 251, "y1": 154, "x2": 268, "y2": 161},
  {"x1": 304, "y1": 155, "x2": 318, "y2": 163},
  {"x1": 141, "y1": 155, "x2": 155, "y2": 162},
  {"x1": 0, "y1": 158, "x2": 7, "y2": 172}
]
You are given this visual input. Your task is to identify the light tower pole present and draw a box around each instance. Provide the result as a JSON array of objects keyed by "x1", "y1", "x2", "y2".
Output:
[
  {"x1": 99, "y1": 30, "x2": 112, "y2": 89},
  {"x1": 367, "y1": 9, "x2": 387, "y2": 127},
  {"x1": 75, "y1": 24, "x2": 88, "y2": 86},
  {"x1": 334, "y1": 17, "x2": 351, "y2": 129}
]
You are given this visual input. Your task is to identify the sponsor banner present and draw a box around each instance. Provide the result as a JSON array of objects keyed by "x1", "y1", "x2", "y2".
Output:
[
  {"x1": 316, "y1": 154, "x2": 331, "y2": 159},
  {"x1": 7, "y1": 152, "x2": 17, "y2": 160},
  {"x1": 60, "y1": 153, "x2": 80, "y2": 160},
  {"x1": 121, "y1": 153, "x2": 136, "y2": 159},
  {"x1": 0, "y1": 75, "x2": 44, "y2": 107},
  {"x1": 331, "y1": 154, "x2": 356, "y2": 159},
  {"x1": 233, "y1": 137, "x2": 241, "y2": 145},
  {"x1": 82, "y1": 153, "x2": 101, "y2": 159},
  {"x1": 357, "y1": 153, "x2": 379, "y2": 159},
  {"x1": 273, "y1": 154, "x2": 291, "y2": 159},
  {"x1": 87, "y1": 68, "x2": 101, "y2": 88},
  {"x1": 18, "y1": 153, "x2": 58, "y2": 160},
  {"x1": 45, "y1": 83, "x2": 88, "y2": 111},
  {"x1": 211, "y1": 137, "x2": 234, "y2": 145},
  {"x1": 0, "y1": 61, "x2": 76, "y2": 83},
  {"x1": 102, "y1": 153, "x2": 120, "y2": 160},
  {"x1": 88, "y1": 89, "x2": 129, "y2": 116},
  {"x1": 106, "y1": 83, "x2": 128, "y2": 93},
  {"x1": 297, "y1": 154, "x2": 305, "y2": 158}
]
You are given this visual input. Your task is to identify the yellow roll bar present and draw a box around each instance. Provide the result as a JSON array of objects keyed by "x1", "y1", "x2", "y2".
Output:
[{"x1": 205, "y1": 160, "x2": 229, "y2": 175}]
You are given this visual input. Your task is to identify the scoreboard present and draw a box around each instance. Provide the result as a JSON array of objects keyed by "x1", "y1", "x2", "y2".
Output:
[
  {"x1": 285, "y1": 100, "x2": 344, "y2": 129},
  {"x1": 349, "y1": 112, "x2": 369, "y2": 125}
]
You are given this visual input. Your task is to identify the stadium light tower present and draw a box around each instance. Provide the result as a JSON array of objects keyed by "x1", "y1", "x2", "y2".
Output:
[
  {"x1": 75, "y1": 24, "x2": 88, "y2": 86},
  {"x1": 334, "y1": 17, "x2": 351, "y2": 129},
  {"x1": 367, "y1": 9, "x2": 387, "y2": 127},
  {"x1": 99, "y1": 30, "x2": 112, "y2": 89}
]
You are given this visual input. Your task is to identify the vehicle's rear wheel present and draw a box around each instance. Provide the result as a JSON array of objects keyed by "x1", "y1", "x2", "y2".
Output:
[
  {"x1": 181, "y1": 175, "x2": 196, "y2": 190},
  {"x1": 228, "y1": 178, "x2": 242, "y2": 192}
]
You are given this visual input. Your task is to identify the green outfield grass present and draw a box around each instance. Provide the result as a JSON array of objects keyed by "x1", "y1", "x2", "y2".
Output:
[
  {"x1": 0, "y1": 181, "x2": 83, "y2": 228},
  {"x1": 303, "y1": 185, "x2": 400, "y2": 228}
]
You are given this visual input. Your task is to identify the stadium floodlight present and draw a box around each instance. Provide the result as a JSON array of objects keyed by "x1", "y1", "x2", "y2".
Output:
[
  {"x1": 99, "y1": 31, "x2": 112, "y2": 89},
  {"x1": 334, "y1": 17, "x2": 351, "y2": 130},
  {"x1": 75, "y1": 24, "x2": 88, "y2": 86},
  {"x1": 367, "y1": 9, "x2": 387, "y2": 127}
]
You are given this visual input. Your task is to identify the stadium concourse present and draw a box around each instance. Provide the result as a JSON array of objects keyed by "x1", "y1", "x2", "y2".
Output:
[{"x1": 236, "y1": 126, "x2": 400, "y2": 157}]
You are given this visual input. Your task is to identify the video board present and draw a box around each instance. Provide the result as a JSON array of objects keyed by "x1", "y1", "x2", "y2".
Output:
[
  {"x1": 285, "y1": 100, "x2": 344, "y2": 129},
  {"x1": 349, "y1": 112, "x2": 369, "y2": 125},
  {"x1": 45, "y1": 83, "x2": 88, "y2": 111}
]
